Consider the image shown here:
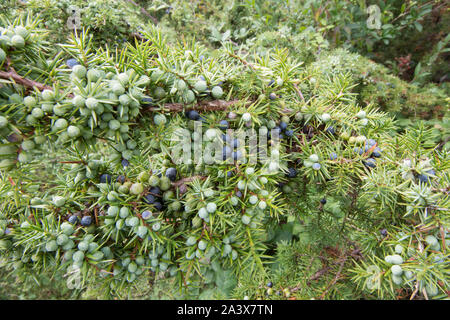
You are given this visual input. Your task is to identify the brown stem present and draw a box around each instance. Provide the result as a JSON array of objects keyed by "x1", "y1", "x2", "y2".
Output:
[
  {"x1": 125, "y1": 0, "x2": 158, "y2": 25},
  {"x1": 171, "y1": 175, "x2": 206, "y2": 187},
  {"x1": 0, "y1": 68, "x2": 53, "y2": 92},
  {"x1": 293, "y1": 83, "x2": 305, "y2": 101},
  {"x1": 1, "y1": 59, "x2": 253, "y2": 113},
  {"x1": 227, "y1": 52, "x2": 256, "y2": 71},
  {"x1": 146, "y1": 99, "x2": 253, "y2": 113}
]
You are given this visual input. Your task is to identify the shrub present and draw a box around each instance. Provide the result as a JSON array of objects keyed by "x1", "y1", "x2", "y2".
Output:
[{"x1": 0, "y1": 14, "x2": 448, "y2": 300}]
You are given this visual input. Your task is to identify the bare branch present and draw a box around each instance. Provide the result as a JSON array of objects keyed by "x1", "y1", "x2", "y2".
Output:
[
  {"x1": 172, "y1": 175, "x2": 206, "y2": 187},
  {"x1": 125, "y1": 0, "x2": 158, "y2": 25},
  {"x1": 146, "y1": 99, "x2": 253, "y2": 113}
]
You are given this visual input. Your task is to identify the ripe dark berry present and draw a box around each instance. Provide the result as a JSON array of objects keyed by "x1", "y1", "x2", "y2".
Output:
[
  {"x1": 227, "y1": 171, "x2": 234, "y2": 178},
  {"x1": 81, "y1": 216, "x2": 92, "y2": 226},
  {"x1": 233, "y1": 138, "x2": 240, "y2": 148},
  {"x1": 363, "y1": 158, "x2": 376, "y2": 168},
  {"x1": 219, "y1": 120, "x2": 229, "y2": 129},
  {"x1": 285, "y1": 129, "x2": 294, "y2": 137},
  {"x1": 121, "y1": 159, "x2": 130, "y2": 168},
  {"x1": 418, "y1": 169, "x2": 435, "y2": 183},
  {"x1": 7, "y1": 133, "x2": 22, "y2": 142},
  {"x1": 320, "y1": 198, "x2": 327, "y2": 204},
  {"x1": 329, "y1": 152, "x2": 338, "y2": 160},
  {"x1": 268, "y1": 79, "x2": 275, "y2": 87},
  {"x1": 116, "y1": 175, "x2": 126, "y2": 183},
  {"x1": 235, "y1": 191, "x2": 243, "y2": 198},
  {"x1": 149, "y1": 187, "x2": 161, "y2": 195},
  {"x1": 326, "y1": 126, "x2": 335, "y2": 135},
  {"x1": 144, "y1": 194, "x2": 156, "y2": 204},
  {"x1": 269, "y1": 93, "x2": 277, "y2": 100},
  {"x1": 186, "y1": 110, "x2": 200, "y2": 120},
  {"x1": 141, "y1": 97, "x2": 154, "y2": 106},
  {"x1": 66, "y1": 58, "x2": 79, "y2": 68},
  {"x1": 142, "y1": 210, "x2": 152, "y2": 219},
  {"x1": 165, "y1": 167, "x2": 177, "y2": 182},
  {"x1": 279, "y1": 122, "x2": 287, "y2": 131},
  {"x1": 153, "y1": 202, "x2": 163, "y2": 211},
  {"x1": 380, "y1": 229, "x2": 388, "y2": 237},
  {"x1": 100, "y1": 174, "x2": 112, "y2": 184},
  {"x1": 287, "y1": 167, "x2": 297, "y2": 178},
  {"x1": 267, "y1": 281, "x2": 273, "y2": 288},
  {"x1": 68, "y1": 215, "x2": 78, "y2": 225},
  {"x1": 371, "y1": 147, "x2": 382, "y2": 158}
]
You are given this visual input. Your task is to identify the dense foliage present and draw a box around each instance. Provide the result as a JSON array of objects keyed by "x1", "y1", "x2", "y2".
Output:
[{"x1": 0, "y1": 1, "x2": 448, "y2": 300}]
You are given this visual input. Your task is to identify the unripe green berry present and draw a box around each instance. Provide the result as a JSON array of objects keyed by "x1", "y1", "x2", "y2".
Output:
[
  {"x1": 67, "y1": 126, "x2": 81, "y2": 138},
  {"x1": 85, "y1": 97, "x2": 98, "y2": 110},
  {"x1": 118, "y1": 73, "x2": 129, "y2": 86},
  {"x1": 249, "y1": 195, "x2": 258, "y2": 205},
  {"x1": 119, "y1": 94, "x2": 131, "y2": 106},
  {"x1": 21, "y1": 140, "x2": 35, "y2": 151},
  {"x1": 198, "y1": 240, "x2": 207, "y2": 251},
  {"x1": 45, "y1": 240, "x2": 58, "y2": 252},
  {"x1": 241, "y1": 215, "x2": 251, "y2": 225},
  {"x1": 130, "y1": 183, "x2": 144, "y2": 195},
  {"x1": 72, "y1": 65, "x2": 87, "y2": 79},
  {"x1": 186, "y1": 236, "x2": 197, "y2": 246},
  {"x1": 242, "y1": 113, "x2": 251, "y2": 122},
  {"x1": 41, "y1": 89, "x2": 54, "y2": 101},
  {"x1": 356, "y1": 110, "x2": 366, "y2": 119},
  {"x1": 154, "y1": 87, "x2": 166, "y2": 99},
  {"x1": 14, "y1": 26, "x2": 28, "y2": 38},
  {"x1": 0, "y1": 48, "x2": 6, "y2": 63},
  {"x1": 148, "y1": 175, "x2": 160, "y2": 187},
  {"x1": 52, "y1": 195, "x2": 66, "y2": 207},
  {"x1": 321, "y1": 113, "x2": 331, "y2": 122},
  {"x1": 24, "y1": 96, "x2": 37, "y2": 108},
  {"x1": 34, "y1": 135, "x2": 46, "y2": 145},
  {"x1": 109, "y1": 119, "x2": 121, "y2": 131},
  {"x1": 0, "y1": 116, "x2": 7, "y2": 128},
  {"x1": 159, "y1": 176, "x2": 171, "y2": 191},
  {"x1": 206, "y1": 202, "x2": 217, "y2": 213},
  {"x1": 138, "y1": 171, "x2": 149, "y2": 182},
  {"x1": 211, "y1": 86, "x2": 223, "y2": 99},
  {"x1": 309, "y1": 154, "x2": 319, "y2": 162},
  {"x1": 31, "y1": 107, "x2": 44, "y2": 119},
  {"x1": 53, "y1": 118, "x2": 68, "y2": 130},
  {"x1": 184, "y1": 90, "x2": 196, "y2": 103},
  {"x1": 107, "y1": 206, "x2": 119, "y2": 216},
  {"x1": 18, "y1": 152, "x2": 32, "y2": 163},
  {"x1": 61, "y1": 222, "x2": 74, "y2": 235},
  {"x1": 391, "y1": 265, "x2": 403, "y2": 276},
  {"x1": 73, "y1": 251, "x2": 84, "y2": 262},
  {"x1": 119, "y1": 207, "x2": 130, "y2": 219},
  {"x1": 111, "y1": 82, "x2": 125, "y2": 95},
  {"x1": 86, "y1": 69, "x2": 100, "y2": 82},
  {"x1": 194, "y1": 80, "x2": 207, "y2": 92},
  {"x1": 11, "y1": 34, "x2": 25, "y2": 48}
]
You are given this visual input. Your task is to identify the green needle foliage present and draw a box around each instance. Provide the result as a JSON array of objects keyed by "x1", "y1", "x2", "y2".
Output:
[{"x1": 0, "y1": 11, "x2": 448, "y2": 300}]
